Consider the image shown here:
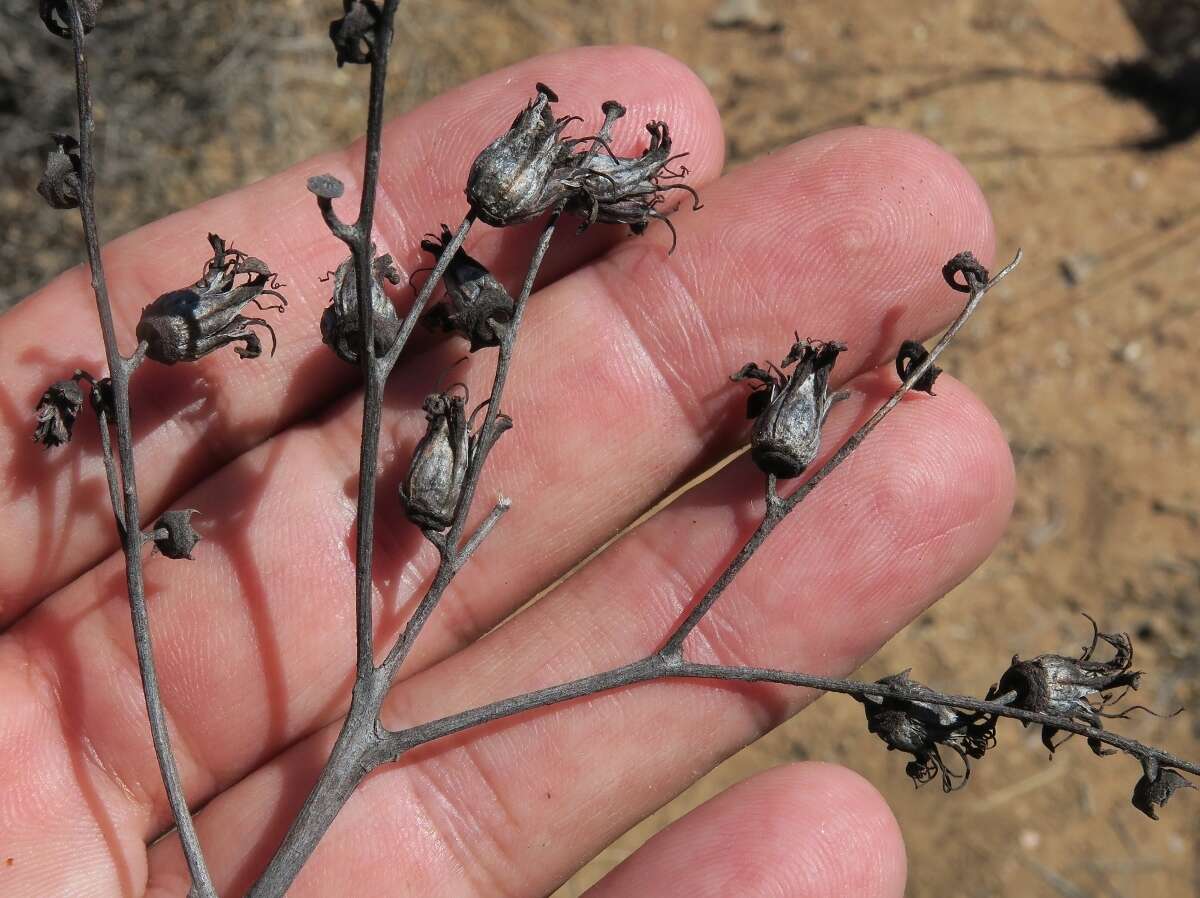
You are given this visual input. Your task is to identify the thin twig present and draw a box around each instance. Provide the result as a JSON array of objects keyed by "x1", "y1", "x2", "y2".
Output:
[
  {"x1": 64, "y1": 2, "x2": 216, "y2": 895},
  {"x1": 374, "y1": 659, "x2": 1200, "y2": 778},
  {"x1": 661, "y1": 250, "x2": 1023, "y2": 656}
]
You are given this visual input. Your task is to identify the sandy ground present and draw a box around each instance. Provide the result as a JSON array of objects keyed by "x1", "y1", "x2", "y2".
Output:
[{"x1": 2, "y1": 1, "x2": 1197, "y2": 895}]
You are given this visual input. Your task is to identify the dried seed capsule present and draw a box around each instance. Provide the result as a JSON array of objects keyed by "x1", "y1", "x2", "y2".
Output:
[
  {"x1": 329, "y1": 0, "x2": 381, "y2": 66},
  {"x1": 895, "y1": 340, "x2": 942, "y2": 394},
  {"x1": 320, "y1": 250, "x2": 402, "y2": 365},
  {"x1": 1131, "y1": 758, "x2": 1194, "y2": 820},
  {"x1": 731, "y1": 339, "x2": 848, "y2": 478},
  {"x1": 466, "y1": 84, "x2": 583, "y2": 227},
  {"x1": 37, "y1": 133, "x2": 82, "y2": 210},
  {"x1": 990, "y1": 615, "x2": 1142, "y2": 756},
  {"x1": 39, "y1": 0, "x2": 101, "y2": 38},
  {"x1": 857, "y1": 670, "x2": 996, "y2": 792},
  {"x1": 568, "y1": 120, "x2": 702, "y2": 252},
  {"x1": 33, "y1": 379, "x2": 85, "y2": 448},
  {"x1": 152, "y1": 509, "x2": 201, "y2": 560},
  {"x1": 420, "y1": 225, "x2": 515, "y2": 351},
  {"x1": 400, "y1": 391, "x2": 471, "y2": 531},
  {"x1": 136, "y1": 234, "x2": 286, "y2": 365},
  {"x1": 942, "y1": 251, "x2": 989, "y2": 292}
]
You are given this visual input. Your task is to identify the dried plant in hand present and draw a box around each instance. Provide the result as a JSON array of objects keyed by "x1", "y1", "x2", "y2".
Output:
[{"x1": 18, "y1": 2, "x2": 1197, "y2": 895}]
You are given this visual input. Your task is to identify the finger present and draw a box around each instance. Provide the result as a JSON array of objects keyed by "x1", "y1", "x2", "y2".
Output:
[
  {"x1": 144, "y1": 372, "x2": 1013, "y2": 896},
  {"x1": 584, "y1": 763, "x2": 906, "y2": 898},
  {"x1": 0, "y1": 44, "x2": 725, "y2": 622},
  {"x1": 2, "y1": 124, "x2": 994, "y2": 894}
]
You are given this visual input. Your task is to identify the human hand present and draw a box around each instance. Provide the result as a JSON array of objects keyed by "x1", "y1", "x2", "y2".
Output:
[{"x1": 0, "y1": 46, "x2": 1010, "y2": 897}]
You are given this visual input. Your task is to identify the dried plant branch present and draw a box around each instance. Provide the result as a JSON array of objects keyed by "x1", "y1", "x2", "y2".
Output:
[
  {"x1": 661, "y1": 250, "x2": 1023, "y2": 656},
  {"x1": 26, "y1": 4, "x2": 1198, "y2": 895},
  {"x1": 58, "y1": 1, "x2": 217, "y2": 894}
]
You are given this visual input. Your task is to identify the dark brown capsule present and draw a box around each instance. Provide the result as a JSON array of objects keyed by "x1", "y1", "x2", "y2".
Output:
[
  {"x1": 1131, "y1": 758, "x2": 1194, "y2": 820},
  {"x1": 152, "y1": 509, "x2": 202, "y2": 560},
  {"x1": 329, "y1": 0, "x2": 381, "y2": 66},
  {"x1": 33, "y1": 378, "x2": 85, "y2": 448},
  {"x1": 420, "y1": 225, "x2": 515, "y2": 351},
  {"x1": 136, "y1": 234, "x2": 286, "y2": 365},
  {"x1": 857, "y1": 671, "x2": 996, "y2": 793},
  {"x1": 731, "y1": 339, "x2": 847, "y2": 478},
  {"x1": 37, "y1": 133, "x2": 82, "y2": 210},
  {"x1": 39, "y1": 0, "x2": 101, "y2": 38}
]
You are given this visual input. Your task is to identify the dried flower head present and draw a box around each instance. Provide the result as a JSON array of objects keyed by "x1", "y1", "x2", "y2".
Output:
[
  {"x1": 152, "y1": 509, "x2": 202, "y2": 560},
  {"x1": 731, "y1": 339, "x2": 848, "y2": 478},
  {"x1": 320, "y1": 249, "x2": 402, "y2": 365},
  {"x1": 400, "y1": 387, "x2": 511, "y2": 531},
  {"x1": 136, "y1": 234, "x2": 286, "y2": 365},
  {"x1": 895, "y1": 339, "x2": 942, "y2": 394},
  {"x1": 1131, "y1": 757, "x2": 1195, "y2": 820},
  {"x1": 942, "y1": 250, "x2": 990, "y2": 293},
  {"x1": 39, "y1": 0, "x2": 101, "y2": 38},
  {"x1": 857, "y1": 671, "x2": 997, "y2": 792},
  {"x1": 329, "y1": 0, "x2": 381, "y2": 67},
  {"x1": 420, "y1": 225, "x2": 515, "y2": 351},
  {"x1": 568, "y1": 119, "x2": 701, "y2": 252},
  {"x1": 37, "y1": 133, "x2": 82, "y2": 210},
  {"x1": 990, "y1": 616, "x2": 1143, "y2": 756},
  {"x1": 466, "y1": 83, "x2": 588, "y2": 227},
  {"x1": 33, "y1": 378, "x2": 85, "y2": 448},
  {"x1": 400, "y1": 389, "x2": 470, "y2": 531}
]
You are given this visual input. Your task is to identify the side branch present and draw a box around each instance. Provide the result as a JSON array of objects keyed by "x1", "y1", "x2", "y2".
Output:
[
  {"x1": 376, "y1": 657, "x2": 1200, "y2": 778},
  {"x1": 65, "y1": 2, "x2": 215, "y2": 895},
  {"x1": 661, "y1": 250, "x2": 1023, "y2": 655}
]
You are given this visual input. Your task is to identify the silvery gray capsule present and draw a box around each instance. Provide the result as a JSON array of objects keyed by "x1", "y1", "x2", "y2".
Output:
[
  {"x1": 990, "y1": 617, "x2": 1142, "y2": 756},
  {"x1": 400, "y1": 391, "x2": 471, "y2": 531},
  {"x1": 320, "y1": 250, "x2": 402, "y2": 365},
  {"x1": 465, "y1": 83, "x2": 583, "y2": 227},
  {"x1": 731, "y1": 339, "x2": 847, "y2": 478},
  {"x1": 420, "y1": 225, "x2": 515, "y2": 351},
  {"x1": 136, "y1": 234, "x2": 286, "y2": 364}
]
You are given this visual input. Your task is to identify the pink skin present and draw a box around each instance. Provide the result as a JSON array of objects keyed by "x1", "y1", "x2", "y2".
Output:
[{"x1": 0, "y1": 45, "x2": 1006, "y2": 898}]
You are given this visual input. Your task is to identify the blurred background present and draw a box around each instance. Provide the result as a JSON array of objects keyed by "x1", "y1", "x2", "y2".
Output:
[{"x1": 2, "y1": 0, "x2": 1198, "y2": 895}]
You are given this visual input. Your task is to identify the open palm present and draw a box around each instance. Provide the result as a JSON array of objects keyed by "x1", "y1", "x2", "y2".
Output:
[{"x1": 0, "y1": 46, "x2": 1012, "y2": 897}]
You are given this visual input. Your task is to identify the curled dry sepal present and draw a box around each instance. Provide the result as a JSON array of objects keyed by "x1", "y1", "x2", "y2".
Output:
[
  {"x1": 136, "y1": 234, "x2": 287, "y2": 364},
  {"x1": 39, "y1": 0, "x2": 102, "y2": 38},
  {"x1": 857, "y1": 671, "x2": 997, "y2": 792},
  {"x1": 320, "y1": 249, "x2": 402, "y2": 365},
  {"x1": 420, "y1": 225, "x2": 516, "y2": 351},
  {"x1": 895, "y1": 340, "x2": 942, "y2": 394},
  {"x1": 465, "y1": 83, "x2": 700, "y2": 250},
  {"x1": 37, "y1": 133, "x2": 83, "y2": 210},
  {"x1": 400, "y1": 387, "x2": 511, "y2": 531},
  {"x1": 731, "y1": 339, "x2": 849, "y2": 478}
]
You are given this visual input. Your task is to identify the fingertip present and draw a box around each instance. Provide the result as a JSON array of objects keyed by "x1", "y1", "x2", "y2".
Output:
[{"x1": 586, "y1": 762, "x2": 907, "y2": 898}]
